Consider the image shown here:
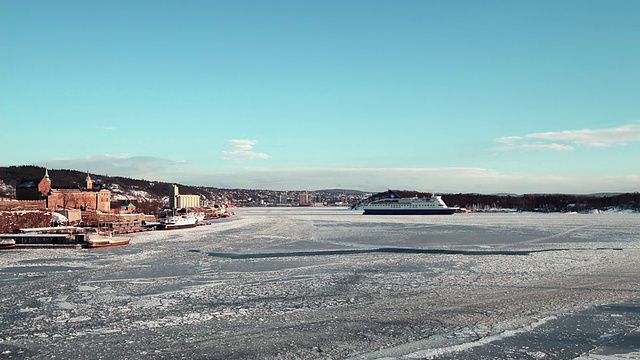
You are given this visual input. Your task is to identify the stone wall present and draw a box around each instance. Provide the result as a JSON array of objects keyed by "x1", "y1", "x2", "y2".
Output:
[
  {"x1": 0, "y1": 210, "x2": 51, "y2": 233},
  {"x1": 0, "y1": 199, "x2": 47, "y2": 211}
]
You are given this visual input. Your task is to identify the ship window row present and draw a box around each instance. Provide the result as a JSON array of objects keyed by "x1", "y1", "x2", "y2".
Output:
[{"x1": 372, "y1": 204, "x2": 444, "y2": 208}]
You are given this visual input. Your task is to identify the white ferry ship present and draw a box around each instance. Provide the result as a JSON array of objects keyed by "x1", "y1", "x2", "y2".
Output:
[
  {"x1": 363, "y1": 190, "x2": 458, "y2": 215},
  {"x1": 157, "y1": 208, "x2": 205, "y2": 230}
]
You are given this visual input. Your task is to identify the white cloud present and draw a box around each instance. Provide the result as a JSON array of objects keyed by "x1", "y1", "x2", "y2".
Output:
[
  {"x1": 526, "y1": 123, "x2": 640, "y2": 147},
  {"x1": 223, "y1": 139, "x2": 270, "y2": 160},
  {"x1": 494, "y1": 143, "x2": 574, "y2": 151},
  {"x1": 495, "y1": 123, "x2": 640, "y2": 150},
  {"x1": 223, "y1": 150, "x2": 270, "y2": 160},
  {"x1": 227, "y1": 139, "x2": 257, "y2": 150},
  {"x1": 494, "y1": 136, "x2": 522, "y2": 144}
]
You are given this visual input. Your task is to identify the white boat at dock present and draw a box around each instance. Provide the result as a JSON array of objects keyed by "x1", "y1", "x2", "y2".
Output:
[{"x1": 156, "y1": 208, "x2": 205, "y2": 230}]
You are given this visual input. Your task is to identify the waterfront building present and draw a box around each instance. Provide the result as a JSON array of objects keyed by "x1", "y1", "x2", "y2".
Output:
[
  {"x1": 16, "y1": 170, "x2": 111, "y2": 212},
  {"x1": 47, "y1": 173, "x2": 111, "y2": 212},
  {"x1": 169, "y1": 184, "x2": 201, "y2": 209},
  {"x1": 299, "y1": 192, "x2": 310, "y2": 206}
]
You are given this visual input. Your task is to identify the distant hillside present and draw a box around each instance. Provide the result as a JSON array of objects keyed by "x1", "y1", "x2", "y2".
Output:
[
  {"x1": 2, "y1": 166, "x2": 638, "y2": 212},
  {"x1": 442, "y1": 192, "x2": 640, "y2": 211},
  {"x1": 0, "y1": 166, "x2": 360, "y2": 207},
  {"x1": 0, "y1": 166, "x2": 215, "y2": 202},
  {"x1": 314, "y1": 189, "x2": 370, "y2": 195},
  {"x1": 350, "y1": 190, "x2": 640, "y2": 212}
]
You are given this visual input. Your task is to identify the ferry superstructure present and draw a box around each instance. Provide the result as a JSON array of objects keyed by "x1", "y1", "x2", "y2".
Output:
[
  {"x1": 363, "y1": 190, "x2": 458, "y2": 215},
  {"x1": 157, "y1": 208, "x2": 205, "y2": 230}
]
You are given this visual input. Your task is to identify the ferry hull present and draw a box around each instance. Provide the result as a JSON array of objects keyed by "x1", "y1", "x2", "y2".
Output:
[
  {"x1": 157, "y1": 223, "x2": 198, "y2": 230},
  {"x1": 360, "y1": 191, "x2": 457, "y2": 215},
  {"x1": 363, "y1": 208, "x2": 456, "y2": 215},
  {"x1": 156, "y1": 210, "x2": 203, "y2": 230}
]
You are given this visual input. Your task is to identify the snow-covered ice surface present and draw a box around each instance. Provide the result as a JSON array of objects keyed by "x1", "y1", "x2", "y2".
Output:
[{"x1": 1, "y1": 208, "x2": 639, "y2": 359}]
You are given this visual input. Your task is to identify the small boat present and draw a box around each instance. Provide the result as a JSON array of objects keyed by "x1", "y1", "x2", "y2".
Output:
[
  {"x1": 0, "y1": 238, "x2": 16, "y2": 249},
  {"x1": 363, "y1": 190, "x2": 458, "y2": 215},
  {"x1": 86, "y1": 236, "x2": 131, "y2": 248},
  {"x1": 156, "y1": 208, "x2": 205, "y2": 230}
]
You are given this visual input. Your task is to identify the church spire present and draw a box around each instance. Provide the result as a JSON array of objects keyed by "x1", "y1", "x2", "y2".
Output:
[
  {"x1": 86, "y1": 171, "x2": 93, "y2": 190},
  {"x1": 39, "y1": 168, "x2": 52, "y2": 196}
]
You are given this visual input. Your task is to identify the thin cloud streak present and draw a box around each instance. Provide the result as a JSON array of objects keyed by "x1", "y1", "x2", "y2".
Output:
[
  {"x1": 495, "y1": 123, "x2": 640, "y2": 150},
  {"x1": 494, "y1": 143, "x2": 574, "y2": 151},
  {"x1": 527, "y1": 124, "x2": 640, "y2": 147},
  {"x1": 223, "y1": 150, "x2": 270, "y2": 160},
  {"x1": 495, "y1": 136, "x2": 523, "y2": 144}
]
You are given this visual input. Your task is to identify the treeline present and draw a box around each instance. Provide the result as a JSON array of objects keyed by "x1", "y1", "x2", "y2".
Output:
[
  {"x1": 358, "y1": 190, "x2": 640, "y2": 212},
  {"x1": 442, "y1": 193, "x2": 640, "y2": 212},
  {"x1": 0, "y1": 166, "x2": 216, "y2": 199}
]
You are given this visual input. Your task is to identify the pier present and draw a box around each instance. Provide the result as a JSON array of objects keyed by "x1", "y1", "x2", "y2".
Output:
[
  {"x1": 0, "y1": 233, "x2": 85, "y2": 249},
  {"x1": 0, "y1": 226, "x2": 131, "y2": 249}
]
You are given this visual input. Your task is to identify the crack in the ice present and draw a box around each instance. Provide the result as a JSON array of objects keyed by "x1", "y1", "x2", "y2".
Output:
[{"x1": 190, "y1": 247, "x2": 622, "y2": 259}]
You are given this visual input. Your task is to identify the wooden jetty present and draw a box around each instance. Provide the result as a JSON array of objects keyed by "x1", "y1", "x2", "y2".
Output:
[{"x1": 0, "y1": 233, "x2": 85, "y2": 249}]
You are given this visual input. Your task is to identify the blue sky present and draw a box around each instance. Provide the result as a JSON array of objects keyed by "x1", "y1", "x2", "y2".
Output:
[{"x1": 2, "y1": 0, "x2": 639, "y2": 193}]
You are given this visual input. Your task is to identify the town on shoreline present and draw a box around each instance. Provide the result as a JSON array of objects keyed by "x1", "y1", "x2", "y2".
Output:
[{"x1": 1, "y1": 165, "x2": 639, "y2": 235}]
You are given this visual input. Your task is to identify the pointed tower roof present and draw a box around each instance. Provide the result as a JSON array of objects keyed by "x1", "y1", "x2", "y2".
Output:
[
  {"x1": 85, "y1": 171, "x2": 93, "y2": 190},
  {"x1": 44, "y1": 168, "x2": 50, "y2": 179}
]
